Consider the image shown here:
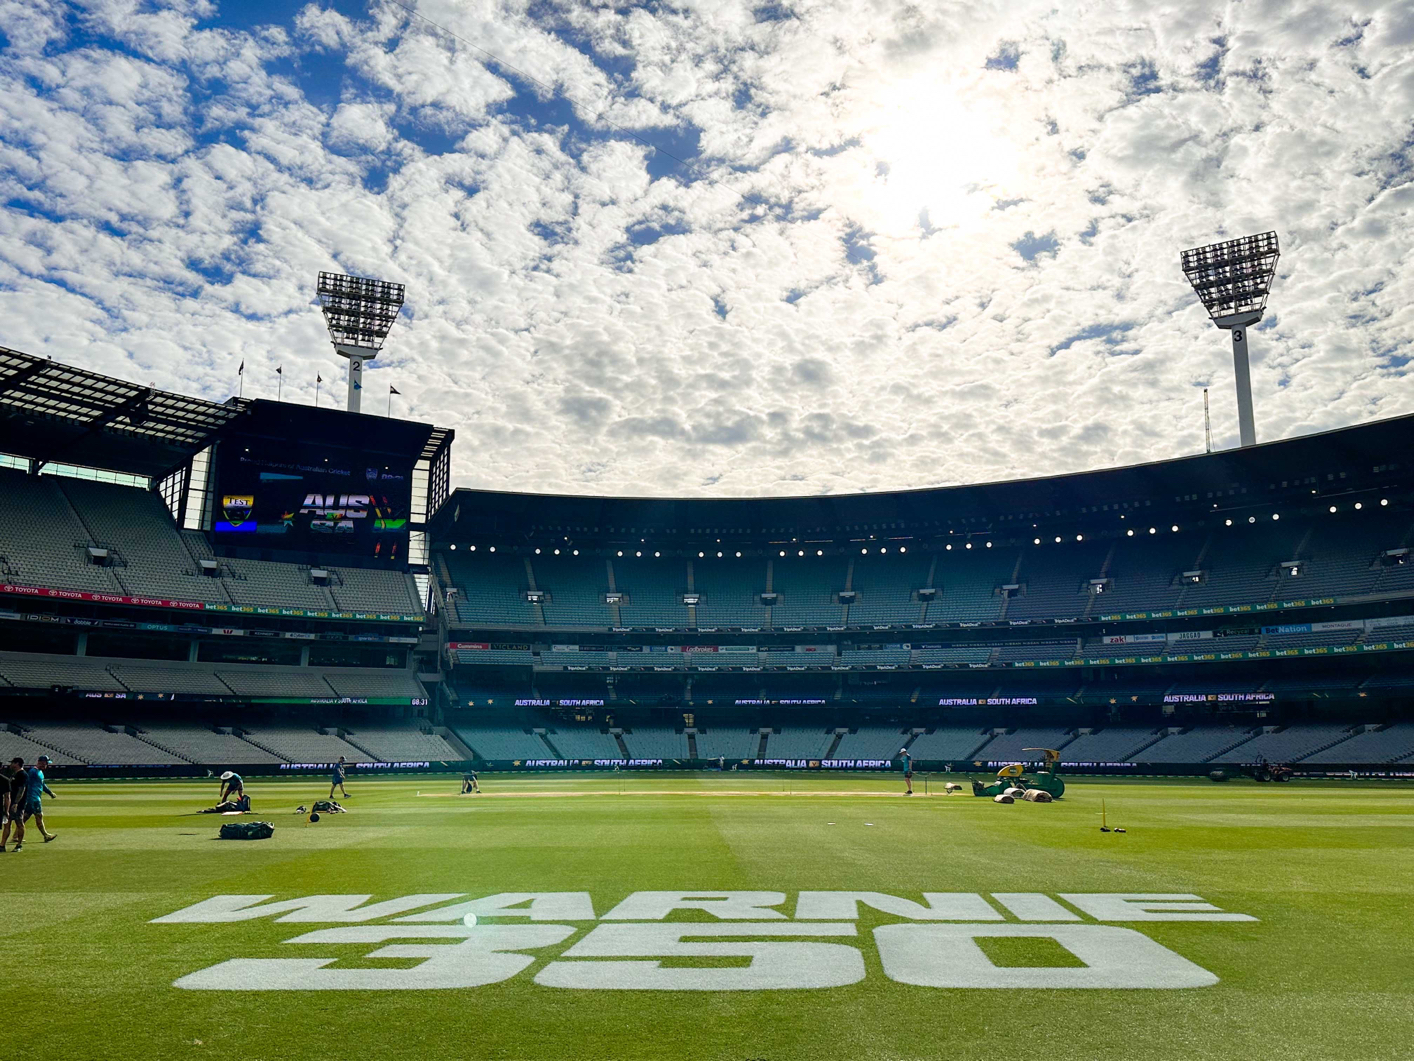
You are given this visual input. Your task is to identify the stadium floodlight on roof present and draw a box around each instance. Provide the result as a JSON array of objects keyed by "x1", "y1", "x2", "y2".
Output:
[
  {"x1": 316, "y1": 271, "x2": 405, "y2": 414},
  {"x1": 1181, "y1": 231, "x2": 1280, "y2": 449}
]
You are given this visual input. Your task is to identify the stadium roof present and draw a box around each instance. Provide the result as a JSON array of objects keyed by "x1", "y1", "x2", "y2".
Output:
[
  {"x1": 0, "y1": 346, "x2": 247, "y2": 479},
  {"x1": 0, "y1": 348, "x2": 454, "y2": 484},
  {"x1": 432, "y1": 413, "x2": 1414, "y2": 544}
]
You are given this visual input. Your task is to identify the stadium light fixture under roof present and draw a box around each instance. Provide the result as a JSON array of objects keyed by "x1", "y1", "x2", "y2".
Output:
[
  {"x1": 1181, "y1": 231, "x2": 1280, "y2": 449},
  {"x1": 316, "y1": 271, "x2": 405, "y2": 414}
]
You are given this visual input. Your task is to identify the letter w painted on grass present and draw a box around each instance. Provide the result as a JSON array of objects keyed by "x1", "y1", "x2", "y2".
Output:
[{"x1": 151, "y1": 894, "x2": 467, "y2": 923}]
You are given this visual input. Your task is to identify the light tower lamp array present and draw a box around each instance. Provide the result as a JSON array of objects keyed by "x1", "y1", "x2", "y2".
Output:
[
  {"x1": 316, "y1": 271, "x2": 405, "y2": 414},
  {"x1": 1180, "y1": 231, "x2": 1280, "y2": 449}
]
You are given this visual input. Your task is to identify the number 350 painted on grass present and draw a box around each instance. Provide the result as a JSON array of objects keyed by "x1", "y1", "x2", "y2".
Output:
[{"x1": 156, "y1": 891, "x2": 1254, "y2": 991}]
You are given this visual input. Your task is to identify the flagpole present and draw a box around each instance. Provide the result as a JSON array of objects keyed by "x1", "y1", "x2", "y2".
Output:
[
  {"x1": 315, "y1": 376, "x2": 321, "y2": 408},
  {"x1": 388, "y1": 387, "x2": 392, "y2": 417}
]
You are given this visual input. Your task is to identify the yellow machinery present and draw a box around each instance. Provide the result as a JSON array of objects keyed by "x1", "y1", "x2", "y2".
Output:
[{"x1": 972, "y1": 748, "x2": 1065, "y2": 798}]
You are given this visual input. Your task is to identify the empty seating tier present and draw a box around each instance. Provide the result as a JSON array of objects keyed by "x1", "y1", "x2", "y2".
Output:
[
  {"x1": 763, "y1": 726, "x2": 836, "y2": 758},
  {"x1": 1301, "y1": 725, "x2": 1414, "y2": 764},
  {"x1": 901, "y1": 728, "x2": 990, "y2": 760},
  {"x1": 545, "y1": 729, "x2": 622, "y2": 758},
  {"x1": 692, "y1": 729, "x2": 762, "y2": 760},
  {"x1": 621, "y1": 728, "x2": 689, "y2": 758},
  {"x1": 345, "y1": 725, "x2": 459, "y2": 761},
  {"x1": 974, "y1": 728, "x2": 1075, "y2": 762},
  {"x1": 0, "y1": 728, "x2": 84, "y2": 765},
  {"x1": 1139, "y1": 727, "x2": 1258, "y2": 763},
  {"x1": 16, "y1": 722, "x2": 187, "y2": 765},
  {"x1": 1209, "y1": 724, "x2": 1357, "y2": 763},
  {"x1": 833, "y1": 727, "x2": 910, "y2": 759},
  {"x1": 238, "y1": 726, "x2": 374, "y2": 763},
  {"x1": 452, "y1": 727, "x2": 552, "y2": 760},
  {"x1": 137, "y1": 726, "x2": 287, "y2": 765},
  {"x1": 1058, "y1": 729, "x2": 1160, "y2": 763}
]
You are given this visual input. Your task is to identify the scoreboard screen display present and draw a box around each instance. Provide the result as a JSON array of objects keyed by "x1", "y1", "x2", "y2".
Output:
[{"x1": 212, "y1": 439, "x2": 414, "y2": 562}]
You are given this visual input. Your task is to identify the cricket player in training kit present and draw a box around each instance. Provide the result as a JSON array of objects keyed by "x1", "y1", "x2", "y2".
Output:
[
  {"x1": 1, "y1": 758, "x2": 26, "y2": 850},
  {"x1": 218, "y1": 771, "x2": 245, "y2": 803},
  {"x1": 0, "y1": 761, "x2": 12, "y2": 853},
  {"x1": 15, "y1": 756, "x2": 57, "y2": 847},
  {"x1": 330, "y1": 756, "x2": 350, "y2": 799},
  {"x1": 900, "y1": 748, "x2": 914, "y2": 795}
]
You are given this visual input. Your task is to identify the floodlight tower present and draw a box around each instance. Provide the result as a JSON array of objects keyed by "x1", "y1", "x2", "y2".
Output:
[
  {"x1": 316, "y1": 271, "x2": 405, "y2": 414},
  {"x1": 1181, "y1": 231, "x2": 1280, "y2": 448}
]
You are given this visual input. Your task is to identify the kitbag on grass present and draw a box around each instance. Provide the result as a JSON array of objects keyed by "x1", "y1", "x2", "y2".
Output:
[{"x1": 219, "y1": 821, "x2": 274, "y2": 841}]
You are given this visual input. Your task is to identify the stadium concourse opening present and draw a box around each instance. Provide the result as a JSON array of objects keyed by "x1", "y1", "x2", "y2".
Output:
[{"x1": 0, "y1": 345, "x2": 1411, "y2": 777}]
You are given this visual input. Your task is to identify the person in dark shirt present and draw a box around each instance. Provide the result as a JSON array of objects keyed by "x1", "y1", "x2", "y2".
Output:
[
  {"x1": 461, "y1": 770, "x2": 480, "y2": 794},
  {"x1": 330, "y1": 756, "x2": 350, "y2": 800},
  {"x1": 900, "y1": 749, "x2": 915, "y2": 795},
  {"x1": 0, "y1": 767, "x2": 10, "y2": 853},
  {"x1": 1, "y1": 759, "x2": 25, "y2": 851},
  {"x1": 200, "y1": 793, "x2": 252, "y2": 813}
]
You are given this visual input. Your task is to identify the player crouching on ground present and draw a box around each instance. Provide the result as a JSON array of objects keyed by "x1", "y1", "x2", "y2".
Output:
[
  {"x1": 461, "y1": 769, "x2": 480, "y2": 794},
  {"x1": 218, "y1": 770, "x2": 245, "y2": 807},
  {"x1": 200, "y1": 792, "x2": 253, "y2": 814}
]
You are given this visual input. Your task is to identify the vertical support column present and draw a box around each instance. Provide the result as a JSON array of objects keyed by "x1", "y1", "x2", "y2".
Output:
[
  {"x1": 1230, "y1": 325, "x2": 1256, "y2": 448},
  {"x1": 347, "y1": 355, "x2": 365, "y2": 414},
  {"x1": 335, "y1": 344, "x2": 378, "y2": 414}
]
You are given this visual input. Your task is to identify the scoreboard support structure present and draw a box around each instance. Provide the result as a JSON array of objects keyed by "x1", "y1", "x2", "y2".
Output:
[{"x1": 336, "y1": 343, "x2": 377, "y2": 415}]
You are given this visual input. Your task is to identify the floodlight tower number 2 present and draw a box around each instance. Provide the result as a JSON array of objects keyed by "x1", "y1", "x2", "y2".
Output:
[
  {"x1": 316, "y1": 272, "x2": 406, "y2": 415},
  {"x1": 1181, "y1": 232, "x2": 1280, "y2": 449}
]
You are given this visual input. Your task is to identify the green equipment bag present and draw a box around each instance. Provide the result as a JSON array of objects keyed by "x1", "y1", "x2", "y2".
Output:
[{"x1": 219, "y1": 821, "x2": 275, "y2": 840}]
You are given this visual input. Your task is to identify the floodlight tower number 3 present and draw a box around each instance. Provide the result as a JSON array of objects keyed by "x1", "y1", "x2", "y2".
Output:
[{"x1": 1181, "y1": 232, "x2": 1280, "y2": 449}]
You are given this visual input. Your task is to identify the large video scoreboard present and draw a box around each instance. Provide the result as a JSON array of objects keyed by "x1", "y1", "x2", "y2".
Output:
[{"x1": 211, "y1": 400, "x2": 433, "y2": 564}]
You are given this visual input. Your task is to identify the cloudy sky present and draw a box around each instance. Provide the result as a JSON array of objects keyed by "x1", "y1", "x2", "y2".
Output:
[{"x1": 1, "y1": 0, "x2": 1411, "y2": 498}]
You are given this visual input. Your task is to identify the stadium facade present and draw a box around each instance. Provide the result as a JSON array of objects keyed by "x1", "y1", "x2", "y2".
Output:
[{"x1": 1, "y1": 346, "x2": 1412, "y2": 776}]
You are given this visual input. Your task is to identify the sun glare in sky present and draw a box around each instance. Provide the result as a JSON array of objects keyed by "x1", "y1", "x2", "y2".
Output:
[{"x1": 863, "y1": 73, "x2": 1021, "y2": 235}]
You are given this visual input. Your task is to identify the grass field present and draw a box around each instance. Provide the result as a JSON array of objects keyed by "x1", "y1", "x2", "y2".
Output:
[{"x1": 6, "y1": 772, "x2": 1413, "y2": 1061}]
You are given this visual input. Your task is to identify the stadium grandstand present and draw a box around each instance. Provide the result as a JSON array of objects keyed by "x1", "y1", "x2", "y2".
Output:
[{"x1": 0, "y1": 345, "x2": 1411, "y2": 775}]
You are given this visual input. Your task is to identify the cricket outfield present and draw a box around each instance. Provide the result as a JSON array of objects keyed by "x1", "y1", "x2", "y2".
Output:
[{"x1": 5, "y1": 774, "x2": 1411, "y2": 1061}]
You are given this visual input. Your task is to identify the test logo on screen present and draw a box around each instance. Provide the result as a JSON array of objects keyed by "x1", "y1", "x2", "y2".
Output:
[{"x1": 216, "y1": 495, "x2": 256, "y2": 533}]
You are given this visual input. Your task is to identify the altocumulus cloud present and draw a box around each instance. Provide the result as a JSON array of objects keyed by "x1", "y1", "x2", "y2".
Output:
[{"x1": 0, "y1": 0, "x2": 1411, "y2": 497}]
